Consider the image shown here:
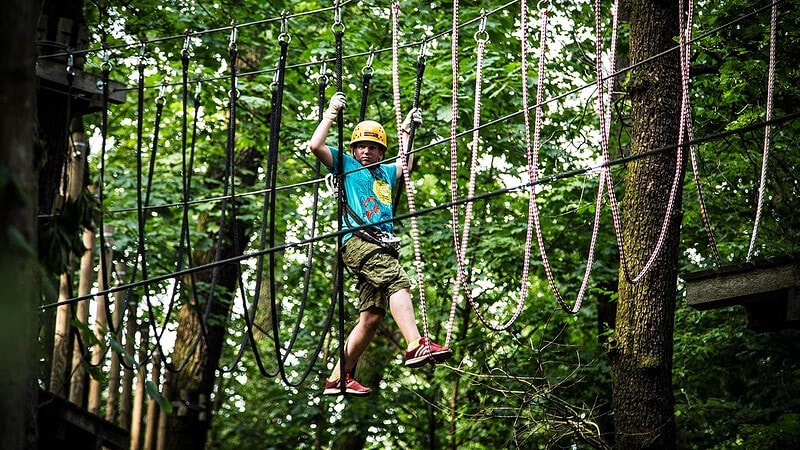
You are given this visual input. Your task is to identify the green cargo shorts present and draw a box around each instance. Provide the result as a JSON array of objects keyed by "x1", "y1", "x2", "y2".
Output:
[{"x1": 341, "y1": 235, "x2": 411, "y2": 312}]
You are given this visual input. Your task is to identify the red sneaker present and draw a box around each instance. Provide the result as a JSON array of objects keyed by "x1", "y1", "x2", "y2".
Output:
[
  {"x1": 405, "y1": 336, "x2": 453, "y2": 368},
  {"x1": 323, "y1": 374, "x2": 371, "y2": 396}
]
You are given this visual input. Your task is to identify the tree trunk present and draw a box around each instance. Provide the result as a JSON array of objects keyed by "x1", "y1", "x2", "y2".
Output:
[
  {"x1": 610, "y1": 0, "x2": 682, "y2": 448},
  {"x1": 161, "y1": 147, "x2": 261, "y2": 450},
  {"x1": 0, "y1": 0, "x2": 38, "y2": 447}
]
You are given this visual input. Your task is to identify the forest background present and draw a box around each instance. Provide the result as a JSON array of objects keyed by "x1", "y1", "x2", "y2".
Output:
[{"x1": 3, "y1": 0, "x2": 799, "y2": 449}]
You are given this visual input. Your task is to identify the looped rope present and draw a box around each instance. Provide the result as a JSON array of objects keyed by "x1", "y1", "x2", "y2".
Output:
[
  {"x1": 391, "y1": 1, "x2": 431, "y2": 344},
  {"x1": 746, "y1": 2, "x2": 778, "y2": 262}
]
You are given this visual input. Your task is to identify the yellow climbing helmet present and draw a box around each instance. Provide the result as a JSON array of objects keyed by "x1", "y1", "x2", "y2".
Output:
[{"x1": 350, "y1": 120, "x2": 387, "y2": 152}]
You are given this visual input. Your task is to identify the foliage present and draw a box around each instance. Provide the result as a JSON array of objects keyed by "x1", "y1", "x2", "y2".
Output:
[{"x1": 55, "y1": 0, "x2": 800, "y2": 448}]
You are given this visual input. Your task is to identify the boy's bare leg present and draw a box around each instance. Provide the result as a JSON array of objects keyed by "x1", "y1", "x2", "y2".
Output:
[
  {"x1": 328, "y1": 306, "x2": 385, "y2": 379},
  {"x1": 389, "y1": 288, "x2": 422, "y2": 347}
]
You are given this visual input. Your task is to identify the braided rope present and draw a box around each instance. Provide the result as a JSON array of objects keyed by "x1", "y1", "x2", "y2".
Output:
[
  {"x1": 445, "y1": 10, "x2": 488, "y2": 345},
  {"x1": 597, "y1": 0, "x2": 682, "y2": 284},
  {"x1": 746, "y1": 2, "x2": 777, "y2": 262},
  {"x1": 525, "y1": 1, "x2": 601, "y2": 314},
  {"x1": 681, "y1": 0, "x2": 722, "y2": 266},
  {"x1": 444, "y1": 0, "x2": 462, "y2": 344},
  {"x1": 392, "y1": 2, "x2": 430, "y2": 341}
]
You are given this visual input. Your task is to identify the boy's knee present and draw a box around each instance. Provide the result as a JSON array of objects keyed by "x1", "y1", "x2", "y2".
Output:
[{"x1": 360, "y1": 308, "x2": 385, "y2": 331}]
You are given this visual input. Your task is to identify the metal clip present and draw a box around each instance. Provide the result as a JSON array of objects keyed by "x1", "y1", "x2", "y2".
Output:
[
  {"x1": 156, "y1": 82, "x2": 167, "y2": 105},
  {"x1": 362, "y1": 47, "x2": 375, "y2": 75},
  {"x1": 228, "y1": 21, "x2": 238, "y2": 51},
  {"x1": 66, "y1": 52, "x2": 75, "y2": 77},
  {"x1": 474, "y1": 10, "x2": 489, "y2": 43},
  {"x1": 182, "y1": 30, "x2": 192, "y2": 58},
  {"x1": 279, "y1": 10, "x2": 291, "y2": 44}
]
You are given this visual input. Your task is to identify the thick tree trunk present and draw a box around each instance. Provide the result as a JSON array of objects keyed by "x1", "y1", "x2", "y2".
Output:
[
  {"x1": 0, "y1": 0, "x2": 38, "y2": 448},
  {"x1": 162, "y1": 147, "x2": 261, "y2": 450},
  {"x1": 610, "y1": 0, "x2": 683, "y2": 448}
]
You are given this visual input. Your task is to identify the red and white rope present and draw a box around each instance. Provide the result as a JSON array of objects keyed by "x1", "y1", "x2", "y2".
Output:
[
  {"x1": 682, "y1": 0, "x2": 722, "y2": 266},
  {"x1": 599, "y1": 0, "x2": 683, "y2": 284},
  {"x1": 746, "y1": 2, "x2": 777, "y2": 262},
  {"x1": 391, "y1": 1, "x2": 430, "y2": 340}
]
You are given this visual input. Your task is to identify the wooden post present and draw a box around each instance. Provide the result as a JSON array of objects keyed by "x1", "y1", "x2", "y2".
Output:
[
  {"x1": 120, "y1": 262, "x2": 135, "y2": 430},
  {"x1": 143, "y1": 349, "x2": 162, "y2": 450},
  {"x1": 88, "y1": 225, "x2": 113, "y2": 414},
  {"x1": 50, "y1": 275, "x2": 73, "y2": 397},
  {"x1": 68, "y1": 226, "x2": 95, "y2": 405},
  {"x1": 50, "y1": 118, "x2": 88, "y2": 398},
  {"x1": 106, "y1": 229, "x2": 122, "y2": 424},
  {"x1": 130, "y1": 323, "x2": 148, "y2": 450}
]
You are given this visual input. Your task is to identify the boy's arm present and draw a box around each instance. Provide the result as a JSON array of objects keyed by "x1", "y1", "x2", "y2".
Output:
[
  {"x1": 395, "y1": 107, "x2": 422, "y2": 180},
  {"x1": 308, "y1": 92, "x2": 346, "y2": 167}
]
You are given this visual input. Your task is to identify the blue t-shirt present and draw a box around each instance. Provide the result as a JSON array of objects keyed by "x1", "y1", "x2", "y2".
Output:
[{"x1": 326, "y1": 147, "x2": 397, "y2": 241}]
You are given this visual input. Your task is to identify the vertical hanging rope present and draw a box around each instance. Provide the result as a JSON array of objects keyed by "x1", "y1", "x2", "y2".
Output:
[
  {"x1": 392, "y1": 42, "x2": 426, "y2": 214},
  {"x1": 97, "y1": 49, "x2": 112, "y2": 324},
  {"x1": 332, "y1": 0, "x2": 348, "y2": 391},
  {"x1": 392, "y1": 0, "x2": 431, "y2": 344},
  {"x1": 684, "y1": 8, "x2": 722, "y2": 266},
  {"x1": 132, "y1": 42, "x2": 150, "y2": 310},
  {"x1": 682, "y1": 0, "x2": 722, "y2": 266},
  {"x1": 746, "y1": 2, "x2": 778, "y2": 263},
  {"x1": 206, "y1": 23, "x2": 240, "y2": 306},
  {"x1": 265, "y1": 26, "x2": 292, "y2": 382}
]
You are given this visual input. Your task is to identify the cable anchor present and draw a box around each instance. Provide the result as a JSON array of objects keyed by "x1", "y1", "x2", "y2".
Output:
[
  {"x1": 66, "y1": 51, "x2": 75, "y2": 77},
  {"x1": 362, "y1": 46, "x2": 375, "y2": 75},
  {"x1": 228, "y1": 21, "x2": 238, "y2": 52},
  {"x1": 156, "y1": 82, "x2": 167, "y2": 105},
  {"x1": 182, "y1": 30, "x2": 192, "y2": 59},
  {"x1": 279, "y1": 10, "x2": 291, "y2": 44},
  {"x1": 418, "y1": 38, "x2": 428, "y2": 62},
  {"x1": 474, "y1": 10, "x2": 490, "y2": 43},
  {"x1": 332, "y1": 0, "x2": 345, "y2": 33}
]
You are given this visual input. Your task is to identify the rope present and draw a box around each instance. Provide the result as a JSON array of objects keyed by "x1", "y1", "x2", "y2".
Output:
[
  {"x1": 177, "y1": 39, "x2": 211, "y2": 343},
  {"x1": 445, "y1": 12, "x2": 489, "y2": 345},
  {"x1": 681, "y1": 0, "x2": 722, "y2": 266},
  {"x1": 746, "y1": 1, "x2": 778, "y2": 262},
  {"x1": 39, "y1": 0, "x2": 357, "y2": 61},
  {"x1": 594, "y1": 0, "x2": 683, "y2": 285},
  {"x1": 496, "y1": 0, "x2": 537, "y2": 320},
  {"x1": 392, "y1": 43, "x2": 426, "y2": 215},
  {"x1": 43, "y1": 110, "x2": 800, "y2": 313},
  {"x1": 333, "y1": 0, "x2": 348, "y2": 393},
  {"x1": 392, "y1": 0, "x2": 431, "y2": 345},
  {"x1": 679, "y1": 1, "x2": 722, "y2": 267}
]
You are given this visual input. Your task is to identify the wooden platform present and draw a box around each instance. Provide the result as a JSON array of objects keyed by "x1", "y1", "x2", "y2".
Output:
[
  {"x1": 38, "y1": 389, "x2": 129, "y2": 449},
  {"x1": 36, "y1": 58, "x2": 127, "y2": 114},
  {"x1": 684, "y1": 256, "x2": 800, "y2": 332}
]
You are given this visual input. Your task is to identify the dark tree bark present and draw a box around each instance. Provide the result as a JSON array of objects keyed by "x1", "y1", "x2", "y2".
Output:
[
  {"x1": 610, "y1": 0, "x2": 683, "y2": 448},
  {"x1": 0, "y1": 0, "x2": 39, "y2": 448},
  {"x1": 162, "y1": 146, "x2": 261, "y2": 450}
]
